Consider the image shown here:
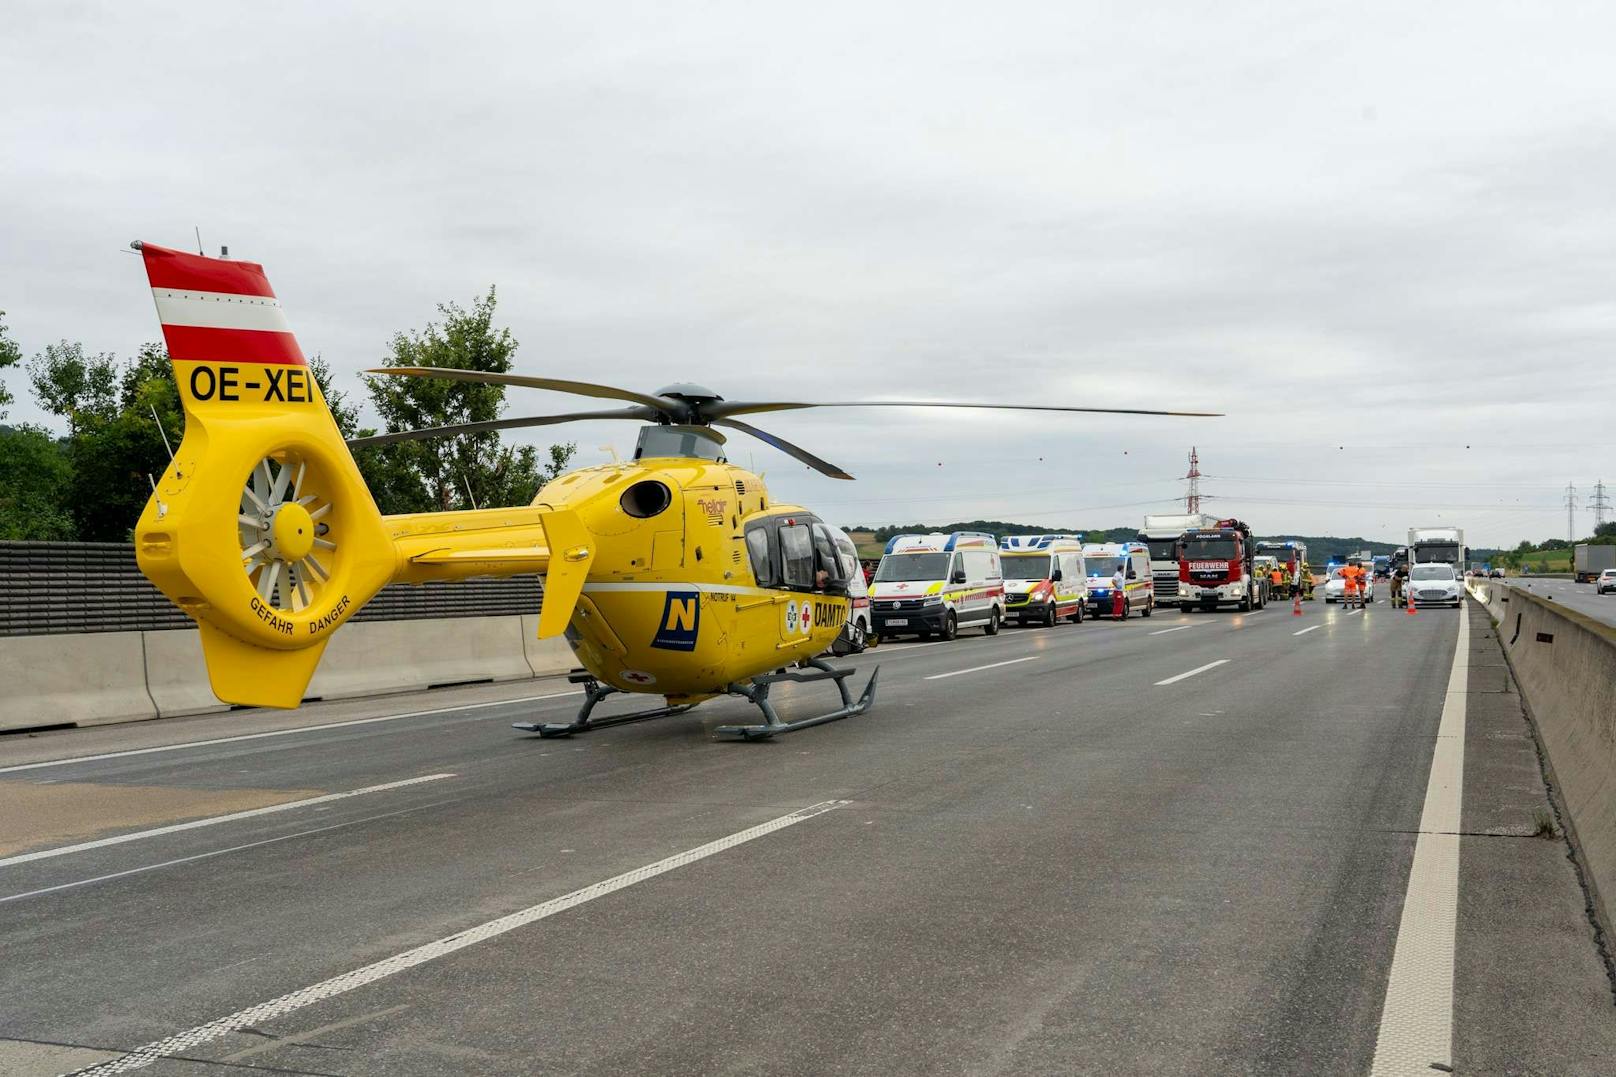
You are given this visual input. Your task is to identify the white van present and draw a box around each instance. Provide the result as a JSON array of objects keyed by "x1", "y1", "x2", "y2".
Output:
[
  {"x1": 827, "y1": 525, "x2": 873, "y2": 641},
  {"x1": 999, "y1": 534, "x2": 1088, "y2": 626},
  {"x1": 871, "y1": 532, "x2": 1005, "y2": 640},
  {"x1": 1082, "y1": 542, "x2": 1155, "y2": 618}
]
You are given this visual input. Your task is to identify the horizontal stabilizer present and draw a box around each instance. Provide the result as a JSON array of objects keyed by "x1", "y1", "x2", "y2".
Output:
[{"x1": 408, "y1": 546, "x2": 551, "y2": 568}]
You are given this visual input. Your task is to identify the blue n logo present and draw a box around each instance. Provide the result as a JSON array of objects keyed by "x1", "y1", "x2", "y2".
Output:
[{"x1": 651, "y1": 590, "x2": 700, "y2": 651}]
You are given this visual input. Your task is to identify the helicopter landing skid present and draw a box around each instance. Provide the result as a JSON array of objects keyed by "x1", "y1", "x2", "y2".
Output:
[
  {"x1": 513, "y1": 679, "x2": 695, "y2": 738},
  {"x1": 713, "y1": 658, "x2": 881, "y2": 742}
]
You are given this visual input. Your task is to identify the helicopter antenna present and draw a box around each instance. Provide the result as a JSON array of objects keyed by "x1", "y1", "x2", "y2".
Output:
[
  {"x1": 599, "y1": 443, "x2": 619, "y2": 462},
  {"x1": 460, "y1": 471, "x2": 480, "y2": 511},
  {"x1": 194, "y1": 226, "x2": 204, "y2": 256},
  {"x1": 149, "y1": 405, "x2": 175, "y2": 460}
]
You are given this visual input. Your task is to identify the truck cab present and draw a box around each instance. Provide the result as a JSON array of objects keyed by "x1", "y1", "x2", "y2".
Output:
[
  {"x1": 871, "y1": 532, "x2": 1005, "y2": 641},
  {"x1": 1254, "y1": 540, "x2": 1309, "y2": 600},
  {"x1": 1179, "y1": 519, "x2": 1264, "y2": 612},
  {"x1": 999, "y1": 534, "x2": 1088, "y2": 626},
  {"x1": 1138, "y1": 513, "x2": 1218, "y2": 609}
]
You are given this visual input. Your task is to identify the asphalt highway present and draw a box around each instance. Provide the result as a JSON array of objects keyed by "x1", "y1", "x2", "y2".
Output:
[
  {"x1": 2, "y1": 595, "x2": 1614, "y2": 1075},
  {"x1": 1502, "y1": 576, "x2": 1616, "y2": 628}
]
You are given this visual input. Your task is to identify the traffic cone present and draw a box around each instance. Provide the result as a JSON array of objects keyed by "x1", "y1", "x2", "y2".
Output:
[
  {"x1": 1292, "y1": 591, "x2": 1303, "y2": 616},
  {"x1": 1407, "y1": 590, "x2": 1417, "y2": 616}
]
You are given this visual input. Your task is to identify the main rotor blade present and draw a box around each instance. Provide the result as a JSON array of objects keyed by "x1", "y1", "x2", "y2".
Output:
[
  {"x1": 705, "y1": 400, "x2": 1224, "y2": 419},
  {"x1": 712, "y1": 418, "x2": 855, "y2": 480},
  {"x1": 346, "y1": 407, "x2": 655, "y2": 448},
  {"x1": 367, "y1": 367, "x2": 676, "y2": 412}
]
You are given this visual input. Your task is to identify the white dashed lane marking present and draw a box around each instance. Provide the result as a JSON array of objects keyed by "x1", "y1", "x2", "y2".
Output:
[
  {"x1": 924, "y1": 657, "x2": 1039, "y2": 681},
  {"x1": 1153, "y1": 659, "x2": 1230, "y2": 686}
]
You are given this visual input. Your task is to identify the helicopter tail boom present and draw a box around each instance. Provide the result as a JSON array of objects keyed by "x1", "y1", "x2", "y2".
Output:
[{"x1": 130, "y1": 242, "x2": 592, "y2": 708}]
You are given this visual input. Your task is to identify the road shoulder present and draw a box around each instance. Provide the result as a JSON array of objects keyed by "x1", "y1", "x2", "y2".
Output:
[{"x1": 1454, "y1": 601, "x2": 1616, "y2": 1073}]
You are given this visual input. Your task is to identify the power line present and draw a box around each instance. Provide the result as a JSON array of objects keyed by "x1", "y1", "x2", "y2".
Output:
[{"x1": 1564, "y1": 481, "x2": 1578, "y2": 542}]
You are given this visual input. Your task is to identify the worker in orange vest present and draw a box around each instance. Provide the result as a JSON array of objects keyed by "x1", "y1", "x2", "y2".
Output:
[{"x1": 1342, "y1": 559, "x2": 1363, "y2": 610}]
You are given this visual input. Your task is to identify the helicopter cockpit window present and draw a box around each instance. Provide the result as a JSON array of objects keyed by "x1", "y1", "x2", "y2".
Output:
[
  {"x1": 745, "y1": 527, "x2": 776, "y2": 587},
  {"x1": 778, "y1": 523, "x2": 816, "y2": 590},
  {"x1": 810, "y1": 524, "x2": 848, "y2": 592}
]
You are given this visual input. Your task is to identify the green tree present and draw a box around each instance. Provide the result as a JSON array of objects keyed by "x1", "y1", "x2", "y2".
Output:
[
  {"x1": 355, "y1": 288, "x2": 574, "y2": 513},
  {"x1": 0, "y1": 425, "x2": 75, "y2": 539},
  {"x1": 27, "y1": 341, "x2": 119, "y2": 435},
  {"x1": 26, "y1": 341, "x2": 180, "y2": 541},
  {"x1": 0, "y1": 311, "x2": 21, "y2": 418}
]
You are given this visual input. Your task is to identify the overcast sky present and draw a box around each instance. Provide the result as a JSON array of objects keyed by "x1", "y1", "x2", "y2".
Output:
[{"x1": 4, "y1": 1, "x2": 1614, "y2": 547}]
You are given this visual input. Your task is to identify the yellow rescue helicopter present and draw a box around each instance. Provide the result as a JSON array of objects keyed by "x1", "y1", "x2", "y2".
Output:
[{"x1": 129, "y1": 241, "x2": 1217, "y2": 739}]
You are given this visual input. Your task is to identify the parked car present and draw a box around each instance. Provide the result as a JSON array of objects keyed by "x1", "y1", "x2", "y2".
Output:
[
  {"x1": 1598, "y1": 568, "x2": 1616, "y2": 595},
  {"x1": 1407, "y1": 563, "x2": 1463, "y2": 607},
  {"x1": 1323, "y1": 565, "x2": 1377, "y2": 604}
]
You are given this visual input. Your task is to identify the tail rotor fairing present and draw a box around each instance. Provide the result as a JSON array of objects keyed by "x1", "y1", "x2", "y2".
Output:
[{"x1": 238, "y1": 452, "x2": 336, "y2": 612}]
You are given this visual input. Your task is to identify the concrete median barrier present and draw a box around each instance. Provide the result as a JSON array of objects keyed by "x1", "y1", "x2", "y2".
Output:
[
  {"x1": 521, "y1": 614, "x2": 577, "y2": 676},
  {"x1": 0, "y1": 632, "x2": 156, "y2": 731},
  {"x1": 141, "y1": 628, "x2": 232, "y2": 719},
  {"x1": 1, "y1": 614, "x2": 579, "y2": 732},
  {"x1": 1474, "y1": 583, "x2": 1616, "y2": 929},
  {"x1": 305, "y1": 615, "x2": 537, "y2": 701}
]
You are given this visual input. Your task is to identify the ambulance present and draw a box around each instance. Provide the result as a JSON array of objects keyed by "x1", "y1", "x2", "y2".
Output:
[
  {"x1": 871, "y1": 532, "x2": 1005, "y2": 640},
  {"x1": 998, "y1": 534, "x2": 1088, "y2": 626},
  {"x1": 1082, "y1": 542, "x2": 1155, "y2": 618}
]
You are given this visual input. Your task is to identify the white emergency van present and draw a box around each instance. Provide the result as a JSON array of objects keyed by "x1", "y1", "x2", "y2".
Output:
[
  {"x1": 871, "y1": 532, "x2": 1005, "y2": 640},
  {"x1": 1082, "y1": 542, "x2": 1155, "y2": 618},
  {"x1": 998, "y1": 534, "x2": 1088, "y2": 626},
  {"x1": 828, "y1": 525, "x2": 872, "y2": 641}
]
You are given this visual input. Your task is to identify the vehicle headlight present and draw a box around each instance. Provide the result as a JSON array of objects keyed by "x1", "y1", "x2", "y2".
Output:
[{"x1": 922, "y1": 595, "x2": 943, "y2": 606}]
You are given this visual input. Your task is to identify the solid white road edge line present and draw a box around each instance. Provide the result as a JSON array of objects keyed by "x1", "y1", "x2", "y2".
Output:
[
  {"x1": 0, "y1": 774, "x2": 455, "y2": 869},
  {"x1": 1148, "y1": 625, "x2": 1196, "y2": 636},
  {"x1": 1369, "y1": 602, "x2": 1469, "y2": 1075},
  {"x1": 1153, "y1": 659, "x2": 1230, "y2": 686},
  {"x1": 66, "y1": 799, "x2": 850, "y2": 1077},
  {"x1": 923, "y1": 657, "x2": 1039, "y2": 681},
  {"x1": 0, "y1": 805, "x2": 439, "y2": 905},
  {"x1": 1293, "y1": 625, "x2": 1322, "y2": 636},
  {"x1": 0, "y1": 693, "x2": 580, "y2": 775}
]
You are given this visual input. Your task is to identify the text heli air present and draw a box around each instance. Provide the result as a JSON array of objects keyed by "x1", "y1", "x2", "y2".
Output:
[
  {"x1": 998, "y1": 535, "x2": 1090, "y2": 626},
  {"x1": 1082, "y1": 542, "x2": 1155, "y2": 617},
  {"x1": 871, "y1": 532, "x2": 1006, "y2": 640}
]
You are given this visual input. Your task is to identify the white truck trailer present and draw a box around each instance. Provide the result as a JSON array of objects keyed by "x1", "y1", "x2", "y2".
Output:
[
  {"x1": 1407, "y1": 527, "x2": 1466, "y2": 573},
  {"x1": 1138, "y1": 513, "x2": 1219, "y2": 609}
]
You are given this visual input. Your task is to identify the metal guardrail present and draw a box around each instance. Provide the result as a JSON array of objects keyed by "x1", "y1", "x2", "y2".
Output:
[{"x1": 0, "y1": 541, "x2": 543, "y2": 636}]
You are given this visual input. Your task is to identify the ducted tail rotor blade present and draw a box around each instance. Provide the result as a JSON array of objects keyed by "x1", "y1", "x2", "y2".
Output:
[
  {"x1": 705, "y1": 400, "x2": 1223, "y2": 419},
  {"x1": 367, "y1": 367, "x2": 677, "y2": 412},
  {"x1": 712, "y1": 417, "x2": 855, "y2": 480},
  {"x1": 347, "y1": 407, "x2": 656, "y2": 448}
]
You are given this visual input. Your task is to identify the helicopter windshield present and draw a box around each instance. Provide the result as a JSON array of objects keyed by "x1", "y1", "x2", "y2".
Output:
[{"x1": 875, "y1": 552, "x2": 952, "y2": 582}]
